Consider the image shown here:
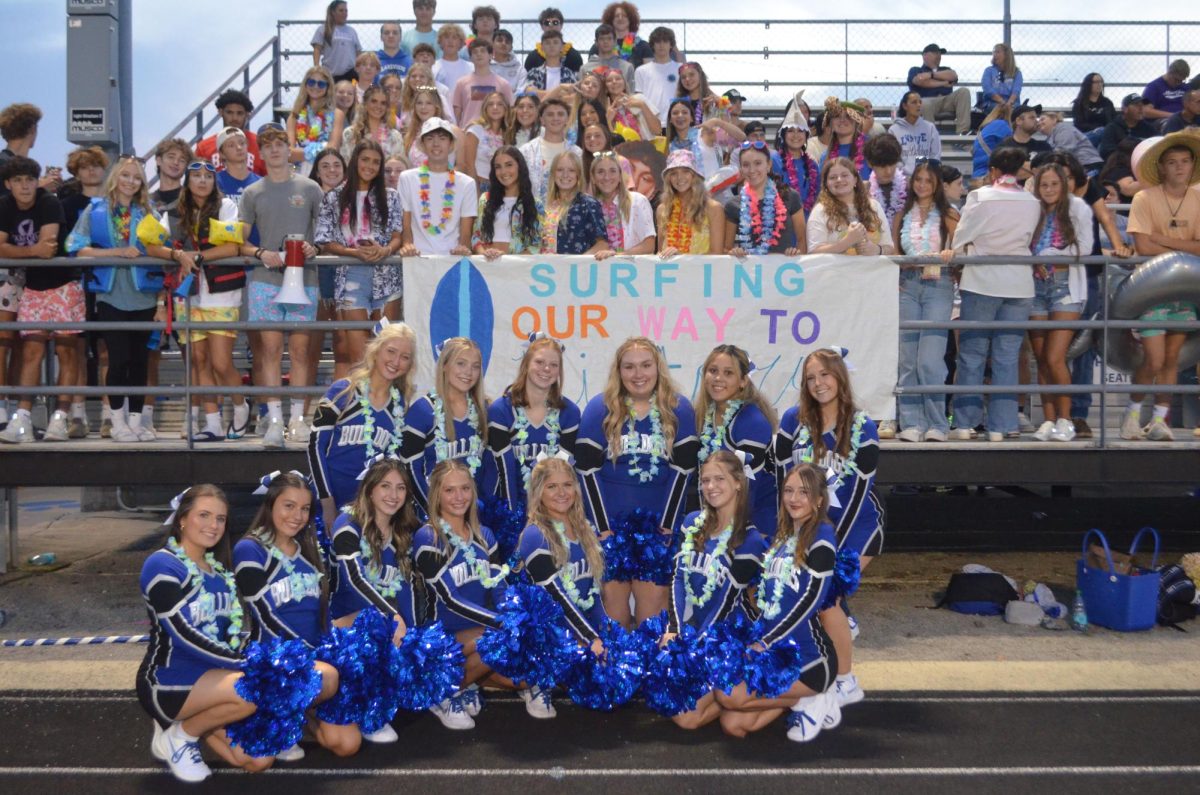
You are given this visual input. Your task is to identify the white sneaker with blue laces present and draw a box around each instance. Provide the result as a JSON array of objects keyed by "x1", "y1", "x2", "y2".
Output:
[
  {"x1": 786, "y1": 692, "x2": 829, "y2": 743},
  {"x1": 151, "y1": 721, "x2": 212, "y2": 783},
  {"x1": 464, "y1": 683, "x2": 483, "y2": 716},
  {"x1": 834, "y1": 672, "x2": 865, "y2": 707},
  {"x1": 520, "y1": 686, "x2": 557, "y2": 719},
  {"x1": 430, "y1": 692, "x2": 476, "y2": 730}
]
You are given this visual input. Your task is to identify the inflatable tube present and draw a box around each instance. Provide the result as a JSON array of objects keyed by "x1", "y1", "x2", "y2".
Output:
[
  {"x1": 1066, "y1": 321, "x2": 1093, "y2": 362},
  {"x1": 1101, "y1": 252, "x2": 1200, "y2": 373}
]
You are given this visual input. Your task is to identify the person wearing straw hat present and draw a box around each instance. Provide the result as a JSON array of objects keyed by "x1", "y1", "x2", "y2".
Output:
[
  {"x1": 819, "y1": 98, "x2": 871, "y2": 181},
  {"x1": 1121, "y1": 132, "x2": 1200, "y2": 441}
]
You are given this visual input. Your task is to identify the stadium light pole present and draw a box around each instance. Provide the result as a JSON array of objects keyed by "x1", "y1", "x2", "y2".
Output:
[{"x1": 1003, "y1": 0, "x2": 1011, "y2": 46}]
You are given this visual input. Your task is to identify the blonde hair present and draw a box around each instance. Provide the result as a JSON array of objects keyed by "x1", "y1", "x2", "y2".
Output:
[
  {"x1": 525, "y1": 457, "x2": 605, "y2": 580},
  {"x1": 437, "y1": 23, "x2": 467, "y2": 48},
  {"x1": 355, "y1": 51, "x2": 382, "y2": 71},
  {"x1": 426, "y1": 460, "x2": 485, "y2": 550},
  {"x1": 403, "y1": 87, "x2": 449, "y2": 156},
  {"x1": 772, "y1": 464, "x2": 830, "y2": 567},
  {"x1": 292, "y1": 65, "x2": 336, "y2": 117},
  {"x1": 401, "y1": 64, "x2": 436, "y2": 113},
  {"x1": 693, "y1": 344, "x2": 777, "y2": 435},
  {"x1": 547, "y1": 151, "x2": 584, "y2": 206},
  {"x1": 697, "y1": 451, "x2": 752, "y2": 545},
  {"x1": 104, "y1": 156, "x2": 153, "y2": 214},
  {"x1": 656, "y1": 166, "x2": 709, "y2": 231},
  {"x1": 600, "y1": 337, "x2": 680, "y2": 462},
  {"x1": 472, "y1": 91, "x2": 513, "y2": 135},
  {"x1": 334, "y1": 322, "x2": 418, "y2": 407},
  {"x1": 589, "y1": 151, "x2": 631, "y2": 225},
  {"x1": 509, "y1": 337, "x2": 565, "y2": 409},
  {"x1": 434, "y1": 337, "x2": 488, "y2": 445},
  {"x1": 993, "y1": 43, "x2": 1018, "y2": 80},
  {"x1": 351, "y1": 85, "x2": 394, "y2": 143}
]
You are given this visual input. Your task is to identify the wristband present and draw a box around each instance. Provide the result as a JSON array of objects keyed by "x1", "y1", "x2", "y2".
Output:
[{"x1": 254, "y1": 247, "x2": 265, "y2": 260}]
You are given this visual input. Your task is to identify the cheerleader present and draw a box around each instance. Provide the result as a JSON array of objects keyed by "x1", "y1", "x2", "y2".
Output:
[
  {"x1": 485, "y1": 334, "x2": 580, "y2": 508},
  {"x1": 308, "y1": 321, "x2": 416, "y2": 527},
  {"x1": 401, "y1": 336, "x2": 490, "y2": 515},
  {"x1": 413, "y1": 461, "x2": 532, "y2": 728},
  {"x1": 775, "y1": 347, "x2": 882, "y2": 710},
  {"x1": 714, "y1": 464, "x2": 839, "y2": 742},
  {"x1": 137, "y1": 485, "x2": 273, "y2": 781},
  {"x1": 691, "y1": 345, "x2": 778, "y2": 534},
  {"x1": 328, "y1": 457, "x2": 425, "y2": 742},
  {"x1": 576, "y1": 337, "x2": 699, "y2": 627},
  {"x1": 232, "y1": 472, "x2": 360, "y2": 757},
  {"x1": 663, "y1": 450, "x2": 768, "y2": 731}
]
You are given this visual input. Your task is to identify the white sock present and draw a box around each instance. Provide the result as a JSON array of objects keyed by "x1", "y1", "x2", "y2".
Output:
[
  {"x1": 168, "y1": 721, "x2": 199, "y2": 744},
  {"x1": 0, "y1": 406, "x2": 7, "y2": 424},
  {"x1": 267, "y1": 400, "x2": 283, "y2": 422},
  {"x1": 1153, "y1": 405, "x2": 1169, "y2": 420},
  {"x1": 101, "y1": 403, "x2": 113, "y2": 420},
  {"x1": 16, "y1": 408, "x2": 31, "y2": 421},
  {"x1": 233, "y1": 400, "x2": 249, "y2": 427},
  {"x1": 51, "y1": 409, "x2": 68, "y2": 421},
  {"x1": 204, "y1": 412, "x2": 221, "y2": 433},
  {"x1": 1126, "y1": 400, "x2": 1141, "y2": 413},
  {"x1": 129, "y1": 412, "x2": 143, "y2": 430},
  {"x1": 836, "y1": 672, "x2": 856, "y2": 685},
  {"x1": 142, "y1": 403, "x2": 155, "y2": 425},
  {"x1": 289, "y1": 400, "x2": 305, "y2": 424},
  {"x1": 71, "y1": 401, "x2": 86, "y2": 419}
]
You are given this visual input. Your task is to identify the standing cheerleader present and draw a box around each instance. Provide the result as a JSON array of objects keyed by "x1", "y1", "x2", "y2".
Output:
[
  {"x1": 413, "y1": 461, "x2": 528, "y2": 727},
  {"x1": 233, "y1": 472, "x2": 360, "y2": 757},
  {"x1": 137, "y1": 485, "x2": 272, "y2": 781},
  {"x1": 576, "y1": 337, "x2": 699, "y2": 627},
  {"x1": 714, "y1": 464, "x2": 839, "y2": 743},
  {"x1": 776, "y1": 347, "x2": 882, "y2": 711},
  {"x1": 655, "y1": 149, "x2": 725, "y2": 257},
  {"x1": 691, "y1": 345, "x2": 778, "y2": 534},
  {"x1": 663, "y1": 450, "x2": 768, "y2": 731},
  {"x1": 328, "y1": 457, "x2": 425, "y2": 742},
  {"x1": 308, "y1": 321, "x2": 416, "y2": 528},
  {"x1": 486, "y1": 334, "x2": 580, "y2": 508},
  {"x1": 401, "y1": 336, "x2": 490, "y2": 515},
  {"x1": 724, "y1": 141, "x2": 806, "y2": 257}
]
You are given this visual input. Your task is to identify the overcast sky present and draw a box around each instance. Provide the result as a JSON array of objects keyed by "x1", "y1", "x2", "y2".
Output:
[{"x1": 4, "y1": 1, "x2": 1197, "y2": 172}]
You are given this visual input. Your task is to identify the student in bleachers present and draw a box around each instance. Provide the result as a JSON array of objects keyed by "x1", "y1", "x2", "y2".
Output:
[
  {"x1": 635, "y1": 27, "x2": 681, "y2": 126},
  {"x1": 819, "y1": 98, "x2": 871, "y2": 181},
  {"x1": 212, "y1": 127, "x2": 261, "y2": 205},
  {"x1": 940, "y1": 164, "x2": 965, "y2": 206},
  {"x1": 726, "y1": 142, "x2": 806, "y2": 257},
  {"x1": 666, "y1": 98, "x2": 743, "y2": 183},
  {"x1": 1098, "y1": 94, "x2": 1156, "y2": 161},
  {"x1": 312, "y1": 1, "x2": 362, "y2": 84},
  {"x1": 466, "y1": 5, "x2": 501, "y2": 48},
  {"x1": 433, "y1": 24, "x2": 473, "y2": 97},
  {"x1": 472, "y1": 146, "x2": 542, "y2": 258},
  {"x1": 464, "y1": 92, "x2": 512, "y2": 188},
  {"x1": 334, "y1": 79, "x2": 358, "y2": 127},
  {"x1": 377, "y1": 20, "x2": 412, "y2": 80},
  {"x1": 583, "y1": 25, "x2": 636, "y2": 89},
  {"x1": 398, "y1": 118, "x2": 476, "y2": 257},
  {"x1": 288, "y1": 65, "x2": 346, "y2": 170},
  {"x1": 1038, "y1": 111, "x2": 1104, "y2": 176},
  {"x1": 519, "y1": 98, "x2": 581, "y2": 205},
  {"x1": 342, "y1": 85, "x2": 405, "y2": 163},
  {"x1": 1162, "y1": 80, "x2": 1200, "y2": 134},
  {"x1": 380, "y1": 73, "x2": 404, "y2": 126},
  {"x1": 526, "y1": 29, "x2": 579, "y2": 99},
  {"x1": 575, "y1": 98, "x2": 614, "y2": 154},
  {"x1": 890, "y1": 91, "x2": 943, "y2": 176},
  {"x1": 194, "y1": 91, "x2": 266, "y2": 177},
  {"x1": 978, "y1": 43, "x2": 1022, "y2": 117},
  {"x1": 354, "y1": 52, "x2": 382, "y2": 98},
  {"x1": 507, "y1": 91, "x2": 541, "y2": 147},
  {"x1": 907, "y1": 43, "x2": 971, "y2": 136},
  {"x1": 525, "y1": 7, "x2": 584, "y2": 74},
  {"x1": 588, "y1": 150, "x2": 656, "y2": 257},
  {"x1": 675, "y1": 62, "x2": 722, "y2": 124},
  {"x1": 400, "y1": 62, "x2": 453, "y2": 129},
  {"x1": 999, "y1": 102, "x2": 1050, "y2": 162},
  {"x1": 852, "y1": 98, "x2": 887, "y2": 139},
  {"x1": 402, "y1": 0, "x2": 440, "y2": 58},
  {"x1": 490, "y1": 29, "x2": 527, "y2": 93},
  {"x1": 864, "y1": 135, "x2": 907, "y2": 229},
  {"x1": 150, "y1": 139, "x2": 190, "y2": 217},
  {"x1": 1142, "y1": 60, "x2": 1191, "y2": 124},
  {"x1": 402, "y1": 85, "x2": 463, "y2": 170},
  {"x1": 656, "y1": 149, "x2": 724, "y2": 256},
  {"x1": 603, "y1": 68, "x2": 660, "y2": 141},
  {"x1": 1071, "y1": 73, "x2": 1117, "y2": 145},
  {"x1": 772, "y1": 103, "x2": 820, "y2": 218},
  {"x1": 540, "y1": 151, "x2": 607, "y2": 256},
  {"x1": 452, "y1": 39, "x2": 513, "y2": 133},
  {"x1": 0, "y1": 103, "x2": 60, "y2": 196},
  {"x1": 593, "y1": 2, "x2": 654, "y2": 69},
  {"x1": 971, "y1": 106, "x2": 1012, "y2": 182},
  {"x1": 807, "y1": 157, "x2": 891, "y2": 256}
]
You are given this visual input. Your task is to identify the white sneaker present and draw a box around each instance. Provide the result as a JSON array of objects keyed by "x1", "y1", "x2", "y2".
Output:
[
  {"x1": 1017, "y1": 411, "x2": 1036, "y2": 433},
  {"x1": 1033, "y1": 420, "x2": 1054, "y2": 441},
  {"x1": 0, "y1": 415, "x2": 33, "y2": 444},
  {"x1": 923, "y1": 428, "x2": 947, "y2": 442},
  {"x1": 362, "y1": 723, "x2": 399, "y2": 743},
  {"x1": 286, "y1": 417, "x2": 311, "y2": 444},
  {"x1": 152, "y1": 721, "x2": 211, "y2": 783},
  {"x1": 1050, "y1": 417, "x2": 1076, "y2": 442},
  {"x1": 44, "y1": 411, "x2": 69, "y2": 442},
  {"x1": 463, "y1": 684, "x2": 482, "y2": 717},
  {"x1": 1144, "y1": 417, "x2": 1175, "y2": 441},
  {"x1": 130, "y1": 415, "x2": 157, "y2": 442},
  {"x1": 1120, "y1": 409, "x2": 1144, "y2": 440},
  {"x1": 275, "y1": 743, "x2": 305, "y2": 761},
  {"x1": 896, "y1": 427, "x2": 922, "y2": 443},
  {"x1": 520, "y1": 686, "x2": 557, "y2": 719},
  {"x1": 429, "y1": 694, "x2": 475, "y2": 730},
  {"x1": 110, "y1": 422, "x2": 139, "y2": 443},
  {"x1": 834, "y1": 673, "x2": 865, "y2": 707},
  {"x1": 948, "y1": 428, "x2": 975, "y2": 441},
  {"x1": 877, "y1": 420, "x2": 896, "y2": 439},
  {"x1": 261, "y1": 417, "x2": 286, "y2": 449},
  {"x1": 786, "y1": 692, "x2": 829, "y2": 743},
  {"x1": 847, "y1": 614, "x2": 860, "y2": 641},
  {"x1": 821, "y1": 689, "x2": 844, "y2": 729},
  {"x1": 984, "y1": 431, "x2": 1004, "y2": 442},
  {"x1": 150, "y1": 721, "x2": 167, "y2": 761}
]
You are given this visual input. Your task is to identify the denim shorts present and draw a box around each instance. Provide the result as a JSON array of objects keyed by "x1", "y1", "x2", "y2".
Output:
[
  {"x1": 336, "y1": 264, "x2": 390, "y2": 312},
  {"x1": 318, "y1": 264, "x2": 337, "y2": 303},
  {"x1": 1030, "y1": 269, "x2": 1082, "y2": 316}
]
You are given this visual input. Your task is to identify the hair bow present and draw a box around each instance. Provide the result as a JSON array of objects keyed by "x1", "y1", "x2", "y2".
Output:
[
  {"x1": 525, "y1": 331, "x2": 566, "y2": 353},
  {"x1": 433, "y1": 339, "x2": 450, "y2": 361},
  {"x1": 162, "y1": 487, "x2": 193, "y2": 526},
  {"x1": 357, "y1": 452, "x2": 402, "y2": 481},
  {"x1": 824, "y1": 466, "x2": 843, "y2": 511},
  {"x1": 252, "y1": 469, "x2": 308, "y2": 495},
  {"x1": 535, "y1": 449, "x2": 572, "y2": 465},
  {"x1": 733, "y1": 449, "x2": 756, "y2": 481}
]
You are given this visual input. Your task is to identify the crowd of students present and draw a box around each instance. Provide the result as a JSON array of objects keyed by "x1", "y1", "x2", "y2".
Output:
[{"x1": 0, "y1": 2, "x2": 1198, "y2": 448}]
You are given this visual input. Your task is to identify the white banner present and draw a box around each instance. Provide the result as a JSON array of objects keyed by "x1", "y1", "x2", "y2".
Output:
[{"x1": 405, "y1": 255, "x2": 899, "y2": 419}]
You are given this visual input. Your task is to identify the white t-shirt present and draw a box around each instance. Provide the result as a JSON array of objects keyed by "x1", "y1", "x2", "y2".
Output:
[
  {"x1": 433, "y1": 59, "x2": 474, "y2": 104},
  {"x1": 466, "y1": 123, "x2": 504, "y2": 180},
  {"x1": 806, "y1": 198, "x2": 891, "y2": 251},
  {"x1": 635, "y1": 60, "x2": 681, "y2": 124},
  {"x1": 398, "y1": 167, "x2": 478, "y2": 254},
  {"x1": 610, "y1": 191, "x2": 656, "y2": 251},
  {"x1": 491, "y1": 197, "x2": 517, "y2": 244}
]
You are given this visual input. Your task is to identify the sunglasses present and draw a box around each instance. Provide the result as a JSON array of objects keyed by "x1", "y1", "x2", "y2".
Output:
[
  {"x1": 542, "y1": 18, "x2": 562, "y2": 27},
  {"x1": 739, "y1": 140, "x2": 770, "y2": 151},
  {"x1": 306, "y1": 78, "x2": 330, "y2": 90},
  {"x1": 187, "y1": 162, "x2": 217, "y2": 173}
]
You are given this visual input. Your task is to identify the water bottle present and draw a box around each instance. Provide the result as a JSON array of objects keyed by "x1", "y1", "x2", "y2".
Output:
[{"x1": 1070, "y1": 590, "x2": 1088, "y2": 633}]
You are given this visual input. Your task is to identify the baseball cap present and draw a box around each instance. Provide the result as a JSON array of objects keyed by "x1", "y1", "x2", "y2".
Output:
[
  {"x1": 419, "y1": 117, "x2": 458, "y2": 140},
  {"x1": 922, "y1": 43, "x2": 947, "y2": 54},
  {"x1": 217, "y1": 126, "x2": 246, "y2": 151},
  {"x1": 1122, "y1": 93, "x2": 1144, "y2": 108},
  {"x1": 723, "y1": 89, "x2": 745, "y2": 104}
]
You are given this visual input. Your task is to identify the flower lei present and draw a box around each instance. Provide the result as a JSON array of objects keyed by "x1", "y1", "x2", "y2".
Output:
[
  {"x1": 439, "y1": 519, "x2": 510, "y2": 588},
  {"x1": 296, "y1": 106, "x2": 328, "y2": 143},
  {"x1": 599, "y1": 197, "x2": 625, "y2": 251},
  {"x1": 431, "y1": 391, "x2": 483, "y2": 476},
  {"x1": 664, "y1": 199, "x2": 694, "y2": 253},
  {"x1": 361, "y1": 382, "x2": 405, "y2": 463},
  {"x1": 794, "y1": 411, "x2": 867, "y2": 495},
  {"x1": 869, "y1": 167, "x2": 907, "y2": 226},
  {"x1": 513, "y1": 404, "x2": 562, "y2": 491},
  {"x1": 167, "y1": 537, "x2": 244, "y2": 650},
  {"x1": 617, "y1": 33, "x2": 636, "y2": 60},
  {"x1": 698, "y1": 400, "x2": 742, "y2": 463},
  {"x1": 757, "y1": 534, "x2": 799, "y2": 620},
  {"x1": 834, "y1": 134, "x2": 867, "y2": 179},
  {"x1": 551, "y1": 520, "x2": 599, "y2": 609},
  {"x1": 358, "y1": 532, "x2": 399, "y2": 599},
  {"x1": 112, "y1": 204, "x2": 132, "y2": 247},
  {"x1": 542, "y1": 202, "x2": 567, "y2": 253},
  {"x1": 782, "y1": 153, "x2": 820, "y2": 215},
  {"x1": 418, "y1": 166, "x2": 457, "y2": 234},
  {"x1": 623, "y1": 396, "x2": 664, "y2": 483},
  {"x1": 679, "y1": 510, "x2": 735, "y2": 609},
  {"x1": 900, "y1": 205, "x2": 942, "y2": 255},
  {"x1": 736, "y1": 181, "x2": 787, "y2": 254},
  {"x1": 266, "y1": 540, "x2": 324, "y2": 601}
]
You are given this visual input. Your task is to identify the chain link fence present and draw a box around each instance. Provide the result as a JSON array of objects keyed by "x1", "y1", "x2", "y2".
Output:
[{"x1": 276, "y1": 17, "x2": 1199, "y2": 115}]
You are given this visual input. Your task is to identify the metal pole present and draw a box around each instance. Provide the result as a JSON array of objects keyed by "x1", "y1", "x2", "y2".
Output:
[
  {"x1": 184, "y1": 294, "x2": 194, "y2": 451},
  {"x1": 1002, "y1": 0, "x2": 1012, "y2": 47},
  {"x1": 843, "y1": 21, "x2": 849, "y2": 99},
  {"x1": 4, "y1": 487, "x2": 17, "y2": 573},
  {"x1": 1099, "y1": 264, "x2": 1109, "y2": 448},
  {"x1": 118, "y1": 0, "x2": 133, "y2": 154}
]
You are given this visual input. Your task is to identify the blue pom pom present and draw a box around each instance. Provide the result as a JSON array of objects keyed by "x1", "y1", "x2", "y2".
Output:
[
  {"x1": 744, "y1": 634, "x2": 808, "y2": 698},
  {"x1": 227, "y1": 637, "x2": 323, "y2": 757},
  {"x1": 314, "y1": 610, "x2": 401, "y2": 732},
  {"x1": 701, "y1": 612, "x2": 756, "y2": 695},
  {"x1": 479, "y1": 496, "x2": 527, "y2": 569},
  {"x1": 821, "y1": 548, "x2": 862, "y2": 610},
  {"x1": 601, "y1": 529, "x2": 637, "y2": 582},
  {"x1": 477, "y1": 583, "x2": 581, "y2": 689},
  {"x1": 562, "y1": 619, "x2": 645, "y2": 711},
  {"x1": 635, "y1": 612, "x2": 711, "y2": 716},
  {"x1": 392, "y1": 621, "x2": 465, "y2": 711},
  {"x1": 608, "y1": 509, "x2": 674, "y2": 584}
]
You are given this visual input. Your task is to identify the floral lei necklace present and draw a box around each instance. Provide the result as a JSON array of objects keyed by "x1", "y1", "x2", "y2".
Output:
[
  {"x1": 431, "y1": 391, "x2": 484, "y2": 476},
  {"x1": 167, "y1": 538, "x2": 244, "y2": 650},
  {"x1": 265, "y1": 540, "x2": 323, "y2": 601},
  {"x1": 551, "y1": 520, "x2": 598, "y2": 609},
  {"x1": 439, "y1": 519, "x2": 510, "y2": 588},
  {"x1": 793, "y1": 410, "x2": 867, "y2": 494},
  {"x1": 736, "y1": 181, "x2": 787, "y2": 254},
  {"x1": 599, "y1": 196, "x2": 626, "y2": 251},
  {"x1": 900, "y1": 204, "x2": 941, "y2": 254},
  {"x1": 296, "y1": 106, "x2": 329, "y2": 143},
  {"x1": 361, "y1": 382, "x2": 405, "y2": 463},
  {"x1": 357, "y1": 531, "x2": 399, "y2": 599},
  {"x1": 679, "y1": 510, "x2": 735, "y2": 609},
  {"x1": 513, "y1": 403, "x2": 561, "y2": 491},
  {"x1": 664, "y1": 199, "x2": 694, "y2": 252},
  {"x1": 869, "y1": 167, "x2": 907, "y2": 225},
  {"x1": 623, "y1": 396, "x2": 664, "y2": 483},
  {"x1": 757, "y1": 534, "x2": 799, "y2": 620},
  {"x1": 418, "y1": 166, "x2": 457, "y2": 234},
  {"x1": 617, "y1": 33, "x2": 636, "y2": 59},
  {"x1": 783, "y1": 152, "x2": 820, "y2": 215},
  {"x1": 698, "y1": 400, "x2": 742, "y2": 463}
]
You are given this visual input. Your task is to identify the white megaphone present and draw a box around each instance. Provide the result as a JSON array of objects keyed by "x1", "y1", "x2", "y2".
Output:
[{"x1": 275, "y1": 234, "x2": 312, "y2": 305}]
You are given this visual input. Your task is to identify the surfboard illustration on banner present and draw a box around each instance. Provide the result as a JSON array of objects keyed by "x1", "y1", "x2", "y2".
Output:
[{"x1": 429, "y1": 257, "x2": 495, "y2": 374}]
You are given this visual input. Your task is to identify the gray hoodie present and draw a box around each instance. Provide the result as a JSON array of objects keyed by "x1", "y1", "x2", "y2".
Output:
[
  {"x1": 1046, "y1": 123, "x2": 1104, "y2": 168},
  {"x1": 888, "y1": 116, "x2": 943, "y2": 174}
]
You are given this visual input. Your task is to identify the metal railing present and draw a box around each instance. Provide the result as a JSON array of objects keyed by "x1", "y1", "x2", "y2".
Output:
[{"x1": 1, "y1": 255, "x2": 1198, "y2": 450}]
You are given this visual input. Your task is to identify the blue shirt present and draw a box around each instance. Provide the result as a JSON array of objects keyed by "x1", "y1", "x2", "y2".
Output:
[
  {"x1": 412, "y1": 522, "x2": 503, "y2": 633},
  {"x1": 756, "y1": 521, "x2": 837, "y2": 661},
  {"x1": 308, "y1": 379, "x2": 407, "y2": 509},
  {"x1": 668, "y1": 513, "x2": 767, "y2": 634},
  {"x1": 233, "y1": 537, "x2": 324, "y2": 646},
  {"x1": 401, "y1": 392, "x2": 492, "y2": 516},
  {"x1": 377, "y1": 48, "x2": 412, "y2": 80},
  {"x1": 485, "y1": 393, "x2": 581, "y2": 508},
  {"x1": 691, "y1": 401, "x2": 778, "y2": 537},
  {"x1": 328, "y1": 513, "x2": 419, "y2": 626},
  {"x1": 518, "y1": 522, "x2": 607, "y2": 643}
]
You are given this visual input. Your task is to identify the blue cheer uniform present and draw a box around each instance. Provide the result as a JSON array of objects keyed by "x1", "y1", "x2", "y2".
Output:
[
  {"x1": 690, "y1": 402, "x2": 778, "y2": 536},
  {"x1": 412, "y1": 522, "x2": 505, "y2": 633},
  {"x1": 667, "y1": 512, "x2": 768, "y2": 635},
  {"x1": 518, "y1": 522, "x2": 608, "y2": 644},
  {"x1": 401, "y1": 392, "x2": 493, "y2": 515},
  {"x1": 233, "y1": 537, "x2": 325, "y2": 647},
  {"x1": 328, "y1": 512, "x2": 421, "y2": 628},
  {"x1": 308, "y1": 379, "x2": 408, "y2": 511},
  {"x1": 485, "y1": 393, "x2": 581, "y2": 508}
]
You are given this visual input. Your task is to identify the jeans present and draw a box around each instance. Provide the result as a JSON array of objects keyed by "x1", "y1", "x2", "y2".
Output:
[
  {"x1": 953, "y1": 291, "x2": 1032, "y2": 434},
  {"x1": 1084, "y1": 127, "x2": 1104, "y2": 147},
  {"x1": 898, "y1": 269, "x2": 954, "y2": 433},
  {"x1": 1070, "y1": 273, "x2": 1102, "y2": 419}
]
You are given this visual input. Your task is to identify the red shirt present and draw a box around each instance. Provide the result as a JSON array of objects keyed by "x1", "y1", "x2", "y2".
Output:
[{"x1": 194, "y1": 130, "x2": 267, "y2": 176}]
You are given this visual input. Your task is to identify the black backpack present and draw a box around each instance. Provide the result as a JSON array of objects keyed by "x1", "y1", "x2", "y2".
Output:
[
  {"x1": 1157, "y1": 565, "x2": 1198, "y2": 629},
  {"x1": 937, "y1": 572, "x2": 1019, "y2": 616}
]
